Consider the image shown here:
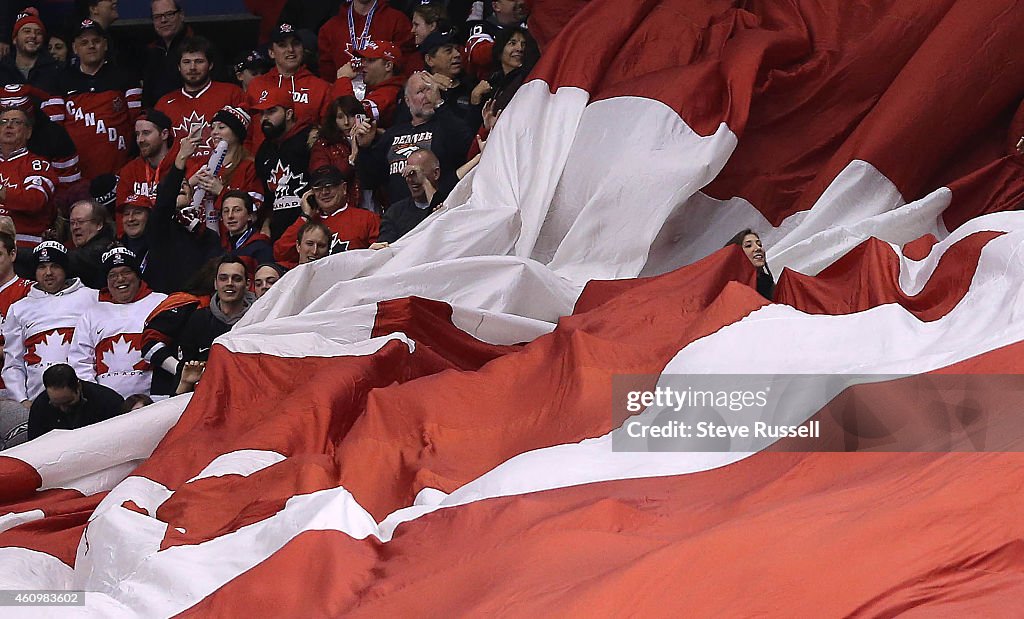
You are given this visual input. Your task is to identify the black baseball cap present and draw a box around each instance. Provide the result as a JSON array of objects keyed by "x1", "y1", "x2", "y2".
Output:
[
  {"x1": 309, "y1": 166, "x2": 348, "y2": 188},
  {"x1": 234, "y1": 48, "x2": 270, "y2": 74},
  {"x1": 418, "y1": 29, "x2": 457, "y2": 56},
  {"x1": 73, "y1": 19, "x2": 108, "y2": 40},
  {"x1": 270, "y1": 23, "x2": 302, "y2": 44}
]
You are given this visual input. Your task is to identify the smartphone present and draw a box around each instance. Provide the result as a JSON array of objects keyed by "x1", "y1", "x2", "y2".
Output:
[{"x1": 355, "y1": 114, "x2": 368, "y2": 126}]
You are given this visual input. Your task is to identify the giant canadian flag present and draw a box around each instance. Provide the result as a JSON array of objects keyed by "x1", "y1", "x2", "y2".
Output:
[{"x1": 3, "y1": 0, "x2": 1024, "y2": 615}]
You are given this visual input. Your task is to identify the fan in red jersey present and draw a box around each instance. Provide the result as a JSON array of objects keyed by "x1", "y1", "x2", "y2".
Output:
[
  {"x1": 0, "y1": 84, "x2": 82, "y2": 192},
  {"x1": 115, "y1": 109, "x2": 173, "y2": 235},
  {"x1": 68, "y1": 247, "x2": 167, "y2": 398},
  {"x1": 246, "y1": 24, "x2": 339, "y2": 153},
  {"x1": 0, "y1": 231, "x2": 33, "y2": 448},
  {"x1": 0, "y1": 106, "x2": 58, "y2": 249},
  {"x1": 156, "y1": 36, "x2": 246, "y2": 145},
  {"x1": 185, "y1": 105, "x2": 265, "y2": 231},
  {"x1": 333, "y1": 39, "x2": 406, "y2": 128},
  {"x1": 273, "y1": 165, "x2": 379, "y2": 267},
  {"x1": 52, "y1": 20, "x2": 142, "y2": 181}
]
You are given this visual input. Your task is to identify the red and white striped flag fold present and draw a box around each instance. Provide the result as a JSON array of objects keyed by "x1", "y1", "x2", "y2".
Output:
[{"x1": 3, "y1": 0, "x2": 1024, "y2": 615}]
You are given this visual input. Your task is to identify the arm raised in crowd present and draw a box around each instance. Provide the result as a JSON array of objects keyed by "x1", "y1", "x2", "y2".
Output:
[
  {"x1": 353, "y1": 118, "x2": 388, "y2": 193},
  {"x1": 152, "y1": 130, "x2": 202, "y2": 238}
]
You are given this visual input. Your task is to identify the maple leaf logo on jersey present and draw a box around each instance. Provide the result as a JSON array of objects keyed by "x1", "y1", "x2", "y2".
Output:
[
  {"x1": 173, "y1": 110, "x2": 208, "y2": 140},
  {"x1": 112, "y1": 96, "x2": 125, "y2": 113},
  {"x1": 330, "y1": 234, "x2": 349, "y2": 255},
  {"x1": 268, "y1": 160, "x2": 304, "y2": 196},
  {"x1": 95, "y1": 333, "x2": 147, "y2": 376},
  {"x1": 24, "y1": 328, "x2": 74, "y2": 366},
  {"x1": 0, "y1": 172, "x2": 16, "y2": 190}
]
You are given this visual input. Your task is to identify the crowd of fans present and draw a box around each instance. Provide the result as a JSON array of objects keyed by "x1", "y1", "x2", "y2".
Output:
[{"x1": 0, "y1": 0, "x2": 537, "y2": 447}]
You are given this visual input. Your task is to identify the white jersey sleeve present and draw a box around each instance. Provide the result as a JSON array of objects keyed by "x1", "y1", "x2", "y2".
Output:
[{"x1": 68, "y1": 311, "x2": 98, "y2": 383}]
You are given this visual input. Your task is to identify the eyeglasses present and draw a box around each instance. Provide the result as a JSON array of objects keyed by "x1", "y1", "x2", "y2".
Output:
[
  {"x1": 312, "y1": 184, "x2": 340, "y2": 192},
  {"x1": 0, "y1": 119, "x2": 26, "y2": 126},
  {"x1": 152, "y1": 9, "x2": 181, "y2": 22}
]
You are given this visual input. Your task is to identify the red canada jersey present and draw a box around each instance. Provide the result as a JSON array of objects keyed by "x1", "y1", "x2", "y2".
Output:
[
  {"x1": 0, "y1": 277, "x2": 32, "y2": 390},
  {"x1": 246, "y1": 68, "x2": 335, "y2": 153},
  {"x1": 54, "y1": 63, "x2": 142, "y2": 180},
  {"x1": 0, "y1": 278, "x2": 32, "y2": 320},
  {"x1": 156, "y1": 81, "x2": 246, "y2": 145},
  {"x1": 115, "y1": 154, "x2": 171, "y2": 235},
  {"x1": 272, "y1": 205, "x2": 380, "y2": 267},
  {"x1": 0, "y1": 149, "x2": 58, "y2": 246},
  {"x1": 117, "y1": 156, "x2": 167, "y2": 205}
]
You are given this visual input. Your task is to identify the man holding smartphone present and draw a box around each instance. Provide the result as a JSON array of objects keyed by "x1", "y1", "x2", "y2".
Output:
[{"x1": 272, "y1": 165, "x2": 379, "y2": 268}]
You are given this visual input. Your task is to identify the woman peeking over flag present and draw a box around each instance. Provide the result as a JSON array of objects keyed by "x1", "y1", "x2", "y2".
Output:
[{"x1": 726, "y1": 229, "x2": 774, "y2": 300}]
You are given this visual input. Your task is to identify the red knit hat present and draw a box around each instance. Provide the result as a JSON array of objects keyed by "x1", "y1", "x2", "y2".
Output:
[
  {"x1": 212, "y1": 105, "x2": 252, "y2": 140},
  {"x1": 12, "y1": 8, "x2": 45, "y2": 40}
]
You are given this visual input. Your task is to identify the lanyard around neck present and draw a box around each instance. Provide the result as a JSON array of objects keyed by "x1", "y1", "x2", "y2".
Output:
[{"x1": 348, "y1": 1, "x2": 379, "y2": 51}]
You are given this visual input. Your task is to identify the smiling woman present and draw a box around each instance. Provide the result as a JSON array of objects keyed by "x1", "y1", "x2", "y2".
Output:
[
  {"x1": 412, "y1": 3, "x2": 447, "y2": 46},
  {"x1": 725, "y1": 229, "x2": 775, "y2": 300}
]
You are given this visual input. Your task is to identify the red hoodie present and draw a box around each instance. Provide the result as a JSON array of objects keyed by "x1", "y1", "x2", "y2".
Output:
[
  {"x1": 331, "y1": 74, "x2": 405, "y2": 128},
  {"x1": 246, "y1": 67, "x2": 345, "y2": 153},
  {"x1": 318, "y1": 0, "x2": 415, "y2": 82}
]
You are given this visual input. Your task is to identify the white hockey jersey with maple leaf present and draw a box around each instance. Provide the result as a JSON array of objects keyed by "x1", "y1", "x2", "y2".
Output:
[
  {"x1": 68, "y1": 287, "x2": 167, "y2": 398},
  {"x1": 1, "y1": 278, "x2": 99, "y2": 402}
]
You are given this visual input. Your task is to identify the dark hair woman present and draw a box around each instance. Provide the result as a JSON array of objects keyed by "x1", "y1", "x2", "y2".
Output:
[
  {"x1": 309, "y1": 95, "x2": 365, "y2": 211},
  {"x1": 471, "y1": 26, "x2": 540, "y2": 107},
  {"x1": 725, "y1": 229, "x2": 774, "y2": 300}
]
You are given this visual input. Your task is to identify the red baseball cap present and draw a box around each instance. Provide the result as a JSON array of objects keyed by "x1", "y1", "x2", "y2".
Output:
[
  {"x1": 354, "y1": 40, "x2": 399, "y2": 63},
  {"x1": 250, "y1": 88, "x2": 294, "y2": 112},
  {"x1": 120, "y1": 194, "x2": 155, "y2": 210}
]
